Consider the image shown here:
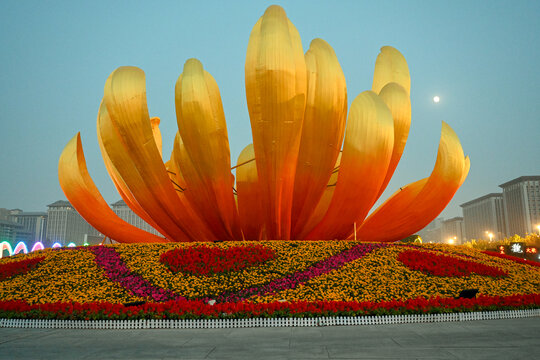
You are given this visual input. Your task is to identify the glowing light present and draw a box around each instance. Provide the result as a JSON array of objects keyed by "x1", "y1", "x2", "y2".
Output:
[
  {"x1": 13, "y1": 242, "x2": 28, "y2": 255},
  {"x1": 510, "y1": 243, "x2": 523, "y2": 254},
  {"x1": 433, "y1": 96, "x2": 440, "y2": 103},
  {"x1": 52, "y1": 243, "x2": 62, "y2": 248},
  {"x1": 31, "y1": 242, "x2": 45, "y2": 252},
  {"x1": 67, "y1": 242, "x2": 76, "y2": 248},
  {"x1": 0, "y1": 241, "x2": 13, "y2": 258},
  {"x1": 526, "y1": 247, "x2": 537, "y2": 254}
]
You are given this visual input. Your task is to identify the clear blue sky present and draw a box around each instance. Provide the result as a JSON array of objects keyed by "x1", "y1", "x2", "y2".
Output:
[{"x1": 1, "y1": 0, "x2": 539, "y2": 220}]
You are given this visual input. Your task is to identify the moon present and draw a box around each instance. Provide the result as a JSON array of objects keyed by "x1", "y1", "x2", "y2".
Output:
[{"x1": 433, "y1": 96, "x2": 440, "y2": 103}]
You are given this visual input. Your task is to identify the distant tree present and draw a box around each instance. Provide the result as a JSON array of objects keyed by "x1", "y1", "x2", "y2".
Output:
[
  {"x1": 400, "y1": 235, "x2": 422, "y2": 244},
  {"x1": 463, "y1": 233, "x2": 540, "y2": 249}
]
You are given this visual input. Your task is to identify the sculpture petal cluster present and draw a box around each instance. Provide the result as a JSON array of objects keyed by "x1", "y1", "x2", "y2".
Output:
[{"x1": 58, "y1": 5, "x2": 469, "y2": 243}]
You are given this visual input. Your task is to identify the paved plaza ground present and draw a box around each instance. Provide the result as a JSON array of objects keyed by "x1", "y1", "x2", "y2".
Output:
[{"x1": 0, "y1": 317, "x2": 538, "y2": 359}]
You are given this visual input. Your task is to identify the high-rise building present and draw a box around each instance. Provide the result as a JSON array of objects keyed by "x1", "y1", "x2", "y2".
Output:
[
  {"x1": 442, "y1": 217, "x2": 465, "y2": 244},
  {"x1": 417, "y1": 217, "x2": 444, "y2": 243},
  {"x1": 111, "y1": 200, "x2": 160, "y2": 235},
  {"x1": 0, "y1": 208, "x2": 12, "y2": 220},
  {"x1": 7, "y1": 211, "x2": 47, "y2": 243},
  {"x1": 500, "y1": 176, "x2": 540, "y2": 237},
  {"x1": 45, "y1": 200, "x2": 100, "y2": 246},
  {"x1": 460, "y1": 193, "x2": 506, "y2": 242},
  {"x1": 0, "y1": 219, "x2": 33, "y2": 246}
]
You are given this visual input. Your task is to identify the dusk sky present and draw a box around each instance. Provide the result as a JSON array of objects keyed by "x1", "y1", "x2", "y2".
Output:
[{"x1": 1, "y1": 0, "x2": 539, "y2": 221}]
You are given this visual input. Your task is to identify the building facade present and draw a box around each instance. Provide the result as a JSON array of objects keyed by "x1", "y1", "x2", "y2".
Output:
[
  {"x1": 499, "y1": 176, "x2": 540, "y2": 237},
  {"x1": 442, "y1": 217, "x2": 465, "y2": 244},
  {"x1": 7, "y1": 211, "x2": 47, "y2": 243},
  {"x1": 460, "y1": 193, "x2": 506, "y2": 242},
  {"x1": 45, "y1": 200, "x2": 100, "y2": 246},
  {"x1": 417, "y1": 217, "x2": 444, "y2": 243},
  {"x1": 0, "y1": 219, "x2": 34, "y2": 247},
  {"x1": 111, "y1": 200, "x2": 160, "y2": 235}
]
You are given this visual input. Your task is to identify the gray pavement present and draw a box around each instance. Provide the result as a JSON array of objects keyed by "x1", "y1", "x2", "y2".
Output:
[{"x1": 0, "y1": 317, "x2": 538, "y2": 359}]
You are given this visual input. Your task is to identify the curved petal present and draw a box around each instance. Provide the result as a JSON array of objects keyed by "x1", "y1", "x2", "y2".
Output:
[
  {"x1": 372, "y1": 46, "x2": 410, "y2": 96},
  {"x1": 101, "y1": 66, "x2": 214, "y2": 241},
  {"x1": 236, "y1": 144, "x2": 264, "y2": 240},
  {"x1": 167, "y1": 133, "x2": 218, "y2": 240},
  {"x1": 245, "y1": 5, "x2": 307, "y2": 239},
  {"x1": 58, "y1": 133, "x2": 168, "y2": 243},
  {"x1": 299, "y1": 153, "x2": 341, "y2": 239},
  {"x1": 175, "y1": 59, "x2": 241, "y2": 240},
  {"x1": 150, "y1": 117, "x2": 163, "y2": 158},
  {"x1": 97, "y1": 103, "x2": 171, "y2": 239},
  {"x1": 376, "y1": 82, "x2": 411, "y2": 198},
  {"x1": 356, "y1": 122, "x2": 468, "y2": 242},
  {"x1": 306, "y1": 91, "x2": 394, "y2": 239},
  {"x1": 291, "y1": 38, "x2": 347, "y2": 238}
]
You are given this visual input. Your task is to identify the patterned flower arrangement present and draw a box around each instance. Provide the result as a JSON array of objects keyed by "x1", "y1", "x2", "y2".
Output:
[
  {"x1": 160, "y1": 244, "x2": 276, "y2": 276},
  {"x1": 398, "y1": 249, "x2": 508, "y2": 278},
  {"x1": 0, "y1": 294, "x2": 538, "y2": 320},
  {"x1": 0, "y1": 256, "x2": 44, "y2": 281},
  {"x1": 0, "y1": 242, "x2": 539, "y2": 319},
  {"x1": 482, "y1": 250, "x2": 540, "y2": 268},
  {"x1": 92, "y1": 246, "x2": 182, "y2": 302}
]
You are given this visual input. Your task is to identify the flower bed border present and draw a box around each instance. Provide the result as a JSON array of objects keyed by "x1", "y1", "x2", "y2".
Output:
[{"x1": 1, "y1": 309, "x2": 538, "y2": 329}]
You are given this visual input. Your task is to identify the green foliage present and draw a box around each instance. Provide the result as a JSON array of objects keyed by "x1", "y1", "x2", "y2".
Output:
[
  {"x1": 400, "y1": 235, "x2": 422, "y2": 244},
  {"x1": 463, "y1": 233, "x2": 540, "y2": 250}
]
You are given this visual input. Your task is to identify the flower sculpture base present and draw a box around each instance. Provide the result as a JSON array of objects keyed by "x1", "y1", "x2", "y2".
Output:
[{"x1": 0, "y1": 242, "x2": 538, "y2": 321}]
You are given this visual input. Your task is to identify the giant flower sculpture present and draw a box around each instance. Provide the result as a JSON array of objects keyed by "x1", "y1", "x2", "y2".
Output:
[{"x1": 58, "y1": 5, "x2": 469, "y2": 243}]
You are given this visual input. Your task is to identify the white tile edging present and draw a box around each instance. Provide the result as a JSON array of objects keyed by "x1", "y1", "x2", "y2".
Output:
[{"x1": 0, "y1": 309, "x2": 538, "y2": 329}]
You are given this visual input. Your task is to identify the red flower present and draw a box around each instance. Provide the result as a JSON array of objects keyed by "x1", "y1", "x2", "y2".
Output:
[
  {"x1": 0, "y1": 256, "x2": 45, "y2": 281},
  {"x1": 482, "y1": 251, "x2": 540, "y2": 268},
  {"x1": 398, "y1": 250, "x2": 507, "y2": 278},
  {"x1": 160, "y1": 245, "x2": 276, "y2": 276}
]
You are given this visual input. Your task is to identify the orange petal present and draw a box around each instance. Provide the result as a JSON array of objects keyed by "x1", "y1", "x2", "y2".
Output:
[
  {"x1": 58, "y1": 133, "x2": 168, "y2": 243},
  {"x1": 101, "y1": 66, "x2": 214, "y2": 241},
  {"x1": 175, "y1": 59, "x2": 241, "y2": 240},
  {"x1": 236, "y1": 144, "x2": 264, "y2": 240},
  {"x1": 97, "y1": 102, "x2": 171, "y2": 239},
  {"x1": 306, "y1": 91, "x2": 394, "y2": 239},
  {"x1": 291, "y1": 38, "x2": 347, "y2": 238},
  {"x1": 372, "y1": 46, "x2": 410, "y2": 96},
  {"x1": 375, "y1": 82, "x2": 411, "y2": 198},
  {"x1": 150, "y1": 117, "x2": 163, "y2": 158},
  {"x1": 245, "y1": 5, "x2": 307, "y2": 239},
  {"x1": 356, "y1": 122, "x2": 468, "y2": 242}
]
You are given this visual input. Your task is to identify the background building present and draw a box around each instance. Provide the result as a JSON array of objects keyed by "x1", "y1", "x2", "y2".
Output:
[
  {"x1": 417, "y1": 217, "x2": 444, "y2": 243},
  {"x1": 500, "y1": 176, "x2": 540, "y2": 237},
  {"x1": 45, "y1": 200, "x2": 100, "y2": 246},
  {"x1": 7, "y1": 210, "x2": 47, "y2": 243},
  {"x1": 0, "y1": 219, "x2": 33, "y2": 246},
  {"x1": 111, "y1": 200, "x2": 160, "y2": 235},
  {"x1": 442, "y1": 217, "x2": 465, "y2": 244},
  {"x1": 461, "y1": 193, "x2": 506, "y2": 242}
]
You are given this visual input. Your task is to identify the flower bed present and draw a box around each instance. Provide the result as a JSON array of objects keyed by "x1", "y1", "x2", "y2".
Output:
[
  {"x1": 0, "y1": 294, "x2": 538, "y2": 320},
  {"x1": 482, "y1": 250, "x2": 540, "y2": 268},
  {"x1": 0, "y1": 256, "x2": 44, "y2": 281},
  {"x1": 398, "y1": 249, "x2": 507, "y2": 278},
  {"x1": 0, "y1": 242, "x2": 538, "y2": 319},
  {"x1": 160, "y1": 244, "x2": 276, "y2": 276}
]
